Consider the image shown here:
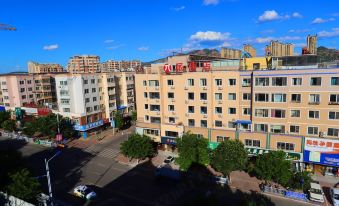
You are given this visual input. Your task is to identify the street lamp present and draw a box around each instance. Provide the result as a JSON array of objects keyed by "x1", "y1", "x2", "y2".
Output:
[{"x1": 45, "y1": 150, "x2": 61, "y2": 200}]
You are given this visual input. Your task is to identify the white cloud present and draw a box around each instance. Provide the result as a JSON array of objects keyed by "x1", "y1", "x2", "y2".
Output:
[
  {"x1": 203, "y1": 0, "x2": 219, "y2": 5},
  {"x1": 43, "y1": 44, "x2": 59, "y2": 51},
  {"x1": 318, "y1": 28, "x2": 339, "y2": 38},
  {"x1": 138, "y1": 46, "x2": 149, "y2": 51},
  {"x1": 292, "y1": 12, "x2": 303, "y2": 18},
  {"x1": 190, "y1": 31, "x2": 230, "y2": 41},
  {"x1": 104, "y1": 39, "x2": 114, "y2": 43},
  {"x1": 288, "y1": 29, "x2": 311, "y2": 33},
  {"x1": 255, "y1": 36, "x2": 301, "y2": 43},
  {"x1": 172, "y1": 6, "x2": 185, "y2": 11},
  {"x1": 255, "y1": 37, "x2": 274, "y2": 43},
  {"x1": 106, "y1": 44, "x2": 125, "y2": 50},
  {"x1": 332, "y1": 13, "x2": 339, "y2": 17},
  {"x1": 311, "y1": 17, "x2": 335, "y2": 24},
  {"x1": 258, "y1": 10, "x2": 281, "y2": 22}
]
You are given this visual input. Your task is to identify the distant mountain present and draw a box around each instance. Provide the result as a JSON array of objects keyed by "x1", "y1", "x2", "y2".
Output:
[
  {"x1": 188, "y1": 49, "x2": 220, "y2": 57},
  {"x1": 317, "y1": 46, "x2": 339, "y2": 62}
]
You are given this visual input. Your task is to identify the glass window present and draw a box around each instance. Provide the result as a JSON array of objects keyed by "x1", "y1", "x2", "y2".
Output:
[
  {"x1": 309, "y1": 110, "x2": 319, "y2": 119},
  {"x1": 292, "y1": 78, "x2": 302, "y2": 86},
  {"x1": 245, "y1": 139, "x2": 260, "y2": 147},
  {"x1": 229, "y1": 79, "x2": 236, "y2": 86},
  {"x1": 270, "y1": 125, "x2": 285, "y2": 133},
  {"x1": 277, "y1": 142, "x2": 294, "y2": 151},
  {"x1": 329, "y1": 94, "x2": 339, "y2": 103},
  {"x1": 91, "y1": 79, "x2": 95, "y2": 84},
  {"x1": 150, "y1": 105, "x2": 160, "y2": 111},
  {"x1": 143, "y1": 80, "x2": 147, "y2": 86},
  {"x1": 188, "y1": 92, "x2": 194, "y2": 100},
  {"x1": 291, "y1": 94, "x2": 301, "y2": 102},
  {"x1": 310, "y1": 77, "x2": 321, "y2": 86},
  {"x1": 228, "y1": 108, "x2": 236, "y2": 114},
  {"x1": 188, "y1": 106, "x2": 194, "y2": 113},
  {"x1": 200, "y1": 93, "x2": 207, "y2": 100},
  {"x1": 187, "y1": 79, "x2": 194, "y2": 86},
  {"x1": 255, "y1": 109, "x2": 269, "y2": 117},
  {"x1": 144, "y1": 92, "x2": 148, "y2": 98},
  {"x1": 215, "y1": 107, "x2": 222, "y2": 114},
  {"x1": 200, "y1": 78, "x2": 207, "y2": 86},
  {"x1": 217, "y1": 136, "x2": 229, "y2": 142},
  {"x1": 169, "y1": 117, "x2": 175, "y2": 123},
  {"x1": 228, "y1": 93, "x2": 236, "y2": 100},
  {"x1": 308, "y1": 126, "x2": 318, "y2": 135},
  {"x1": 167, "y1": 79, "x2": 174, "y2": 86},
  {"x1": 271, "y1": 109, "x2": 285, "y2": 118},
  {"x1": 201, "y1": 120, "x2": 207, "y2": 128},
  {"x1": 215, "y1": 93, "x2": 222, "y2": 100},
  {"x1": 255, "y1": 93, "x2": 269, "y2": 102},
  {"x1": 271, "y1": 94, "x2": 286, "y2": 102},
  {"x1": 242, "y1": 78, "x2": 251, "y2": 87},
  {"x1": 243, "y1": 108, "x2": 251, "y2": 115},
  {"x1": 92, "y1": 88, "x2": 96, "y2": 93},
  {"x1": 255, "y1": 77, "x2": 269, "y2": 86},
  {"x1": 228, "y1": 121, "x2": 236, "y2": 128},
  {"x1": 150, "y1": 92, "x2": 160, "y2": 99},
  {"x1": 148, "y1": 80, "x2": 159, "y2": 86},
  {"x1": 200, "y1": 106, "x2": 207, "y2": 114},
  {"x1": 84, "y1": 80, "x2": 88, "y2": 84},
  {"x1": 168, "y1": 105, "x2": 174, "y2": 111},
  {"x1": 272, "y1": 77, "x2": 287, "y2": 86},
  {"x1": 329, "y1": 111, "x2": 339, "y2": 120},
  {"x1": 215, "y1": 120, "x2": 222, "y2": 127},
  {"x1": 309, "y1": 94, "x2": 320, "y2": 104},
  {"x1": 188, "y1": 119, "x2": 195, "y2": 126},
  {"x1": 144, "y1": 104, "x2": 148, "y2": 109},
  {"x1": 328, "y1": 128, "x2": 339, "y2": 137},
  {"x1": 331, "y1": 77, "x2": 339, "y2": 86},
  {"x1": 215, "y1": 79, "x2": 222, "y2": 86},
  {"x1": 168, "y1": 92, "x2": 174, "y2": 98},
  {"x1": 243, "y1": 93, "x2": 251, "y2": 100},
  {"x1": 254, "y1": 124, "x2": 268, "y2": 132},
  {"x1": 290, "y1": 125, "x2": 300, "y2": 133},
  {"x1": 290, "y1": 110, "x2": 300, "y2": 117}
]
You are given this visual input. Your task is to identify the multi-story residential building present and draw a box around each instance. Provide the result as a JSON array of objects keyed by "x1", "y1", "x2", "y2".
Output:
[
  {"x1": 100, "y1": 60, "x2": 141, "y2": 72},
  {"x1": 33, "y1": 74, "x2": 57, "y2": 107},
  {"x1": 0, "y1": 72, "x2": 36, "y2": 107},
  {"x1": 28, "y1": 61, "x2": 64, "y2": 74},
  {"x1": 265, "y1": 41, "x2": 294, "y2": 57},
  {"x1": 135, "y1": 54, "x2": 339, "y2": 171},
  {"x1": 67, "y1": 55, "x2": 100, "y2": 74},
  {"x1": 114, "y1": 72, "x2": 136, "y2": 113},
  {"x1": 98, "y1": 73, "x2": 117, "y2": 119},
  {"x1": 243, "y1": 44, "x2": 256, "y2": 57},
  {"x1": 307, "y1": 35, "x2": 317, "y2": 55},
  {"x1": 221, "y1": 48, "x2": 242, "y2": 59}
]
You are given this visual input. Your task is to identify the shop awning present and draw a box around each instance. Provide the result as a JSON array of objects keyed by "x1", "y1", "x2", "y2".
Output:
[
  {"x1": 235, "y1": 120, "x2": 252, "y2": 124},
  {"x1": 117, "y1": 105, "x2": 127, "y2": 110}
]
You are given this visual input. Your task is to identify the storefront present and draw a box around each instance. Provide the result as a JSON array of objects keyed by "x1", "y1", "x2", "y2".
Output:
[
  {"x1": 303, "y1": 137, "x2": 339, "y2": 176},
  {"x1": 74, "y1": 119, "x2": 104, "y2": 139}
]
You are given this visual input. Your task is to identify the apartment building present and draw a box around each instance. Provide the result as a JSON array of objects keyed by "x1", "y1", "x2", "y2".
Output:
[
  {"x1": 265, "y1": 41, "x2": 294, "y2": 57},
  {"x1": 28, "y1": 61, "x2": 64, "y2": 74},
  {"x1": 100, "y1": 60, "x2": 141, "y2": 72},
  {"x1": 243, "y1": 44, "x2": 256, "y2": 57},
  {"x1": 135, "y1": 55, "x2": 339, "y2": 171},
  {"x1": 221, "y1": 48, "x2": 242, "y2": 59},
  {"x1": 33, "y1": 74, "x2": 57, "y2": 107},
  {"x1": 67, "y1": 55, "x2": 100, "y2": 73},
  {"x1": 114, "y1": 72, "x2": 136, "y2": 113},
  {"x1": 307, "y1": 35, "x2": 317, "y2": 55},
  {"x1": 98, "y1": 73, "x2": 117, "y2": 119}
]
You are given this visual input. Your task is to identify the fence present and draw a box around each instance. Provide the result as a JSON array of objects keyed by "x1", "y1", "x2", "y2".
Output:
[{"x1": 260, "y1": 184, "x2": 309, "y2": 202}]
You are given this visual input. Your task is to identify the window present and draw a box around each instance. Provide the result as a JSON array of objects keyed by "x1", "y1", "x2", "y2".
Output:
[
  {"x1": 272, "y1": 77, "x2": 287, "y2": 86},
  {"x1": 290, "y1": 110, "x2": 300, "y2": 118},
  {"x1": 143, "y1": 80, "x2": 147, "y2": 86},
  {"x1": 188, "y1": 92, "x2": 194, "y2": 100},
  {"x1": 1, "y1": 81, "x2": 6, "y2": 85},
  {"x1": 215, "y1": 79, "x2": 222, "y2": 86},
  {"x1": 228, "y1": 121, "x2": 236, "y2": 128},
  {"x1": 217, "y1": 136, "x2": 229, "y2": 142},
  {"x1": 63, "y1": 108, "x2": 70, "y2": 112},
  {"x1": 188, "y1": 106, "x2": 195, "y2": 113},
  {"x1": 215, "y1": 107, "x2": 222, "y2": 114},
  {"x1": 91, "y1": 79, "x2": 95, "y2": 84},
  {"x1": 200, "y1": 106, "x2": 207, "y2": 114},
  {"x1": 309, "y1": 110, "x2": 319, "y2": 119},
  {"x1": 144, "y1": 92, "x2": 148, "y2": 98},
  {"x1": 150, "y1": 117, "x2": 161, "y2": 123},
  {"x1": 309, "y1": 94, "x2": 320, "y2": 104},
  {"x1": 21, "y1": 95, "x2": 26, "y2": 99},
  {"x1": 168, "y1": 92, "x2": 174, "y2": 98},
  {"x1": 310, "y1": 77, "x2": 321, "y2": 86},
  {"x1": 93, "y1": 97, "x2": 97, "y2": 102},
  {"x1": 145, "y1": 115, "x2": 149, "y2": 121},
  {"x1": 228, "y1": 108, "x2": 236, "y2": 114},
  {"x1": 215, "y1": 120, "x2": 222, "y2": 127},
  {"x1": 85, "y1": 98, "x2": 90, "y2": 103},
  {"x1": 169, "y1": 117, "x2": 175, "y2": 123},
  {"x1": 19, "y1": 80, "x2": 24, "y2": 85},
  {"x1": 60, "y1": 81, "x2": 67, "y2": 85},
  {"x1": 243, "y1": 108, "x2": 251, "y2": 115},
  {"x1": 92, "y1": 88, "x2": 96, "y2": 93},
  {"x1": 228, "y1": 93, "x2": 236, "y2": 100},
  {"x1": 255, "y1": 77, "x2": 269, "y2": 86},
  {"x1": 277, "y1": 142, "x2": 294, "y2": 151},
  {"x1": 29, "y1": 94, "x2": 33, "y2": 98},
  {"x1": 255, "y1": 109, "x2": 269, "y2": 117},
  {"x1": 270, "y1": 125, "x2": 285, "y2": 133},
  {"x1": 167, "y1": 79, "x2": 174, "y2": 86},
  {"x1": 165, "y1": 131, "x2": 178, "y2": 137},
  {"x1": 150, "y1": 105, "x2": 160, "y2": 111},
  {"x1": 168, "y1": 105, "x2": 174, "y2": 111},
  {"x1": 200, "y1": 78, "x2": 207, "y2": 86},
  {"x1": 245, "y1": 139, "x2": 260, "y2": 147},
  {"x1": 242, "y1": 78, "x2": 251, "y2": 87},
  {"x1": 291, "y1": 94, "x2": 301, "y2": 102},
  {"x1": 254, "y1": 124, "x2": 268, "y2": 132},
  {"x1": 271, "y1": 109, "x2": 285, "y2": 118},
  {"x1": 308, "y1": 126, "x2": 318, "y2": 135},
  {"x1": 215, "y1": 93, "x2": 222, "y2": 100},
  {"x1": 328, "y1": 128, "x2": 339, "y2": 137},
  {"x1": 60, "y1": 90, "x2": 69, "y2": 96},
  {"x1": 330, "y1": 94, "x2": 339, "y2": 104},
  {"x1": 331, "y1": 77, "x2": 339, "y2": 86},
  {"x1": 271, "y1": 94, "x2": 286, "y2": 102},
  {"x1": 107, "y1": 78, "x2": 114, "y2": 83},
  {"x1": 290, "y1": 125, "x2": 300, "y2": 134},
  {"x1": 188, "y1": 119, "x2": 195, "y2": 126},
  {"x1": 84, "y1": 80, "x2": 88, "y2": 84},
  {"x1": 329, "y1": 111, "x2": 339, "y2": 120},
  {"x1": 243, "y1": 93, "x2": 251, "y2": 100},
  {"x1": 200, "y1": 93, "x2": 207, "y2": 100},
  {"x1": 20, "y1": 88, "x2": 25, "y2": 92},
  {"x1": 144, "y1": 129, "x2": 159, "y2": 136},
  {"x1": 292, "y1": 78, "x2": 302, "y2": 86},
  {"x1": 229, "y1": 79, "x2": 236, "y2": 86},
  {"x1": 86, "y1": 107, "x2": 92, "y2": 112},
  {"x1": 255, "y1": 93, "x2": 269, "y2": 102},
  {"x1": 98, "y1": 79, "x2": 102, "y2": 83},
  {"x1": 148, "y1": 80, "x2": 159, "y2": 86},
  {"x1": 187, "y1": 79, "x2": 194, "y2": 86},
  {"x1": 84, "y1": 89, "x2": 89, "y2": 94},
  {"x1": 149, "y1": 92, "x2": 160, "y2": 99},
  {"x1": 144, "y1": 104, "x2": 148, "y2": 110},
  {"x1": 201, "y1": 120, "x2": 207, "y2": 128}
]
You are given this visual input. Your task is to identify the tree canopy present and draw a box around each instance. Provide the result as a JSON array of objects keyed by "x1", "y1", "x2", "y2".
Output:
[
  {"x1": 176, "y1": 132, "x2": 210, "y2": 171},
  {"x1": 114, "y1": 111, "x2": 124, "y2": 129},
  {"x1": 131, "y1": 110, "x2": 137, "y2": 123},
  {"x1": 210, "y1": 139, "x2": 248, "y2": 177},
  {"x1": 0, "y1": 150, "x2": 25, "y2": 188},
  {"x1": 120, "y1": 133, "x2": 155, "y2": 162},
  {"x1": 2, "y1": 119, "x2": 16, "y2": 132},
  {"x1": 0, "y1": 111, "x2": 11, "y2": 127}
]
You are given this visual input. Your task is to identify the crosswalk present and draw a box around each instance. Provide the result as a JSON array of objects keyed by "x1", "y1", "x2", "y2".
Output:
[{"x1": 84, "y1": 146, "x2": 120, "y2": 159}]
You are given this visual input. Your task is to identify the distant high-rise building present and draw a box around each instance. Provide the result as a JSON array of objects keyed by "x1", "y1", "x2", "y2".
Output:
[
  {"x1": 100, "y1": 60, "x2": 141, "y2": 72},
  {"x1": 67, "y1": 55, "x2": 100, "y2": 73},
  {"x1": 221, "y1": 48, "x2": 242, "y2": 59},
  {"x1": 307, "y1": 35, "x2": 317, "y2": 55},
  {"x1": 28, "y1": 61, "x2": 64, "y2": 74},
  {"x1": 243, "y1": 44, "x2": 256, "y2": 57},
  {"x1": 265, "y1": 41, "x2": 294, "y2": 57}
]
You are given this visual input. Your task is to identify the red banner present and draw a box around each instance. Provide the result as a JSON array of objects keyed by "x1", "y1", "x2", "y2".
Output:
[
  {"x1": 203, "y1": 62, "x2": 211, "y2": 72},
  {"x1": 188, "y1": 62, "x2": 196, "y2": 72},
  {"x1": 176, "y1": 63, "x2": 183, "y2": 73},
  {"x1": 164, "y1": 64, "x2": 171, "y2": 74}
]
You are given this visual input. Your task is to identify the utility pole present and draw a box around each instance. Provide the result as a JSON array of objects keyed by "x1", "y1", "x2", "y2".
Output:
[
  {"x1": 56, "y1": 113, "x2": 60, "y2": 134},
  {"x1": 45, "y1": 151, "x2": 61, "y2": 203}
]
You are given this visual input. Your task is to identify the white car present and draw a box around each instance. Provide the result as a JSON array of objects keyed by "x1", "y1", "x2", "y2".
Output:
[
  {"x1": 331, "y1": 188, "x2": 339, "y2": 206},
  {"x1": 73, "y1": 185, "x2": 96, "y2": 200},
  {"x1": 309, "y1": 181, "x2": 324, "y2": 203},
  {"x1": 163, "y1": 156, "x2": 175, "y2": 164}
]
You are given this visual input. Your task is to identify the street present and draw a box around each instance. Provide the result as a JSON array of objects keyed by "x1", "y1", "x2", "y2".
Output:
[{"x1": 0, "y1": 128, "x2": 332, "y2": 206}]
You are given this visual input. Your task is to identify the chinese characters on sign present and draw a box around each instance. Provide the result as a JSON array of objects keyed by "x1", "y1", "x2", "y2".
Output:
[
  {"x1": 164, "y1": 62, "x2": 212, "y2": 74},
  {"x1": 304, "y1": 137, "x2": 339, "y2": 166}
]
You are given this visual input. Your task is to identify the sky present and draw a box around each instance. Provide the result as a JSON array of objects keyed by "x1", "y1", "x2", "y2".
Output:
[{"x1": 0, "y1": 0, "x2": 338, "y2": 72}]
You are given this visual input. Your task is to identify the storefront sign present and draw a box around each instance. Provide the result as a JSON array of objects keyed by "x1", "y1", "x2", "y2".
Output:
[
  {"x1": 163, "y1": 64, "x2": 171, "y2": 74},
  {"x1": 202, "y1": 62, "x2": 211, "y2": 72},
  {"x1": 74, "y1": 119, "x2": 104, "y2": 132},
  {"x1": 161, "y1": 136, "x2": 176, "y2": 145},
  {"x1": 176, "y1": 63, "x2": 183, "y2": 73},
  {"x1": 188, "y1": 62, "x2": 196, "y2": 72},
  {"x1": 304, "y1": 137, "x2": 339, "y2": 166}
]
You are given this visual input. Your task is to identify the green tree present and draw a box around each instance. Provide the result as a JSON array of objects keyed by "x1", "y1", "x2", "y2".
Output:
[
  {"x1": 254, "y1": 150, "x2": 293, "y2": 187},
  {"x1": 59, "y1": 117, "x2": 76, "y2": 139},
  {"x1": 114, "y1": 111, "x2": 124, "y2": 130},
  {"x1": 120, "y1": 133, "x2": 155, "y2": 162},
  {"x1": 210, "y1": 139, "x2": 248, "y2": 178},
  {"x1": 7, "y1": 168, "x2": 41, "y2": 202},
  {"x1": 290, "y1": 171, "x2": 312, "y2": 192},
  {"x1": 176, "y1": 132, "x2": 210, "y2": 171},
  {"x1": 23, "y1": 121, "x2": 37, "y2": 136},
  {"x1": 34, "y1": 114, "x2": 75, "y2": 139},
  {"x1": 2, "y1": 119, "x2": 16, "y2": 132},
  {"x1": 0, "y1": 111, "x2": 11, "y2": 127},
  {"x1": 131, "y1": 110, "x2": 137, "y2": 123}
]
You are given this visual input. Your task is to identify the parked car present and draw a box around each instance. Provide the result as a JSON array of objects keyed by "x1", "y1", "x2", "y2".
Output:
[
  {"x1": 73, "y1": 185, "x2": 96, "y2": 200},
  {"x1": 163, "y1": 156, "x2": 175, "y2": 164},
  {"x1": 211, "y1": 176, "x2": 228, "y2": 186},
  {"x1": 309, "y1": 181, "x2": 324, "y2": 203},
  {"x1": 331, "y1": 188, "x2": 339, "y2": 206}
]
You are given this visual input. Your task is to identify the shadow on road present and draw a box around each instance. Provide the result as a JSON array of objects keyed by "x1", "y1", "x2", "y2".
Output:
[{"x1": 322, "y1": 186, "x2": 333, "y2": 205}]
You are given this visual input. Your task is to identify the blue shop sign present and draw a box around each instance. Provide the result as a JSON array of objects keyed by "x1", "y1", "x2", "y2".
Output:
[
  {"x1": 161, "y1": 136, "x2": 177, "y2": 145},
  {"x1": 304, "y1": 150, "x2": 339, "y2": 167},
  {"x1": 74, "y1": 119, "x2": 104, "y2": 132}
]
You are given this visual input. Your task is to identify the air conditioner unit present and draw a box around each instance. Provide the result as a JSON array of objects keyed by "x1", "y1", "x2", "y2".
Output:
[
  {"x1": 156, "y1": 111, "x2": 160, "y2": 115},
  {"x1": 218, "y1": 87, "x2": 223, "y2": 90},
  {"x1": 203, "y1": 115, "x2": 208, "y2": 118},
  {"x1": 171, "y1": 86, "x2": 175, "y2": 89},
  {"x1": 218, "y1": 100, "x2": 222, "y2": 104},
  {"x1": 203, "y1": 87, "x2": 207, "y2": 90},
  {"x1": 184, "y1": 86, "x2": 188, "y2": 90},
  {"x1": 155, "y1": 87, "x2": 159, "y2": 90},
  {"x1": 319, "y1": 132, "x2": 325, "y2": 137},
  {"x1": 171, "y1": 99, "x2": 175, "y2": 102},
  {"x1": 203, "y1": 101, "x2": 208, "y2": 104}
]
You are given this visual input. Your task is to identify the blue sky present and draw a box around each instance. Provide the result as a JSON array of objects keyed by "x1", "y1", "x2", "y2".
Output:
[{"x1": 0, "y1": 0, "x2": 338, "y2": 72}]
